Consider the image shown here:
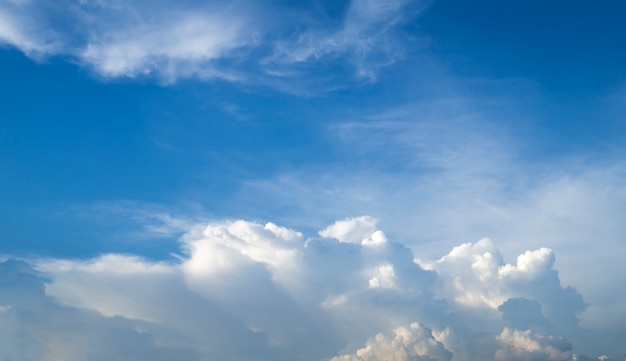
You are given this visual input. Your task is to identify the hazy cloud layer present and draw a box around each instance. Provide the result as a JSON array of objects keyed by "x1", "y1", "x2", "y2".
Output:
[{"x1": 1, "y1": 217, "x2": 620, "y2": 360}]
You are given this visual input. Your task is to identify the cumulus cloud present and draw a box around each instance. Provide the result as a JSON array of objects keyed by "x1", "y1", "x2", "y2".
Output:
[
  {"x1": 329, "y1": 322, "x2": 453, "y2": 361},
  {"x1": 367, "y1": 263, "x2": 396, "y2": 289},
  {"x1": 319, "y1": 215, "x2": 380, "y2": 244},
  {"x1": 0, "y1": 217, "x2": 619, "y2": 360},
  {"x1": 419, "y1": 239, "x2": 586, "y2": 340},
  {"x1": 182, "y1": 220, "x2": 303, "y2": 279},
  {"x1": 495, "y1": 328, "x2": 573, "y2": 361}
]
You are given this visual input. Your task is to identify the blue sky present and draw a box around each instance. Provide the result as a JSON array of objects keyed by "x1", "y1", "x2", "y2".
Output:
[{"x1": 1, "y1": 1, "x2": 626, "y2": 360}]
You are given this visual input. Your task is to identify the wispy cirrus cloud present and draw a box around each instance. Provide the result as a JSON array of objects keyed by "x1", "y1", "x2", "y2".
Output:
[
  {"x1": 0, "y1": 0, "x2": 422, "y2": 83},
  {"x1": 268, "y1": 0, "x2": 425, "y2": 80},
  {"x1": 0, "y1": 1, "x2": 64, "y2": 56},
  {"x1": 0, "y1": 0, "x2": 259, "y2": 82},
  {"x1": 77, "y1": 4, "x2": 254, "y2": 81}
]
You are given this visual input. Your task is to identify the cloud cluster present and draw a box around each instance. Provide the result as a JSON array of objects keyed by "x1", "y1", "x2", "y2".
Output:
[
  {"x1": 495, "y1": 328, "x2": 573, "y2": 361},
  {"x1": 330, "y1": 322, "x2": 452, "y2": 361},
  {"x1": 418, "y1": 238, "x2": 587, "y2": 352},
  {"x1": 239, "y1": 101, "x2": 626, "y2": 352},
  {"x1": 0, "y1": 217, "x2": 618, "y2": 360}
]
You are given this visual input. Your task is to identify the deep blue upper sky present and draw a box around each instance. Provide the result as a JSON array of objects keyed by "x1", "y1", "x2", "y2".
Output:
[{"x1": 1, "y1": 0, "x2": 625, "y2": 259}]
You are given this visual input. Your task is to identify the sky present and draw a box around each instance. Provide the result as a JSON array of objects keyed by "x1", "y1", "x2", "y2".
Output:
[{"x1": 1, "y1": 0, "x2": 626, "y2": 360}]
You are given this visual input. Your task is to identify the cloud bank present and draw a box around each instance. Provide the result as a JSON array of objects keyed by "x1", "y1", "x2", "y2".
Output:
[{"x1": 1, "y1": 217, "x2": 620, "y2": 360}]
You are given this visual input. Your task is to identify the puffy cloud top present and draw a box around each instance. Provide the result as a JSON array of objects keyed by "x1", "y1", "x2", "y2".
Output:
[
  {"x1": 319, "y1": 215, "x2": 380, "y2": 244},
  {"x1": 330, "y1": 322, "x2": 453, "y2": 361},
  {"x1": 495, "y1": 328, "x2": 573, "y2": 361}
]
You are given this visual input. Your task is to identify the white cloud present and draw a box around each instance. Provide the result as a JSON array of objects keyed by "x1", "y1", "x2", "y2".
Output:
[
  {"x1": 269, "y1": 0, "x2": 422, "y2": 79},
  {"x1": 419, "y1": 239, "x2": 509, "y2": 309},
  {"x1": 319, "y1": 215, "x2": 379, "y2": 244},
  {"x1": 495, "y1": 328, "x2": 573, "y2": 361},
  {"x1": 0, "y1": 0, "x2": 256, "y2": 82},
  {"x1": 42, "y1": 254, "x2": 174, "y2": 275},
  {"x1": 80, "y1": 10, "x2": 250, "y2": 81},
  {"x1": 178, "y1": 220, "x2": 311, "y2": 346},
  {"x1": 499, "y1": 247, "x2": 555, "y2": 279},
  {"x1": 0, "y1": 0, "x2": 422, "y2": 83},
  {"x1": 362, "y1": 230, "x2": 389, "y2": 247},
  {"x1": 419, "y1": 238, "x2": 586, "y2": 343},
  {"x1": 0, "y1": 2, "x2": 62, "y2": 56},
  {"x1": 367, "y1": 263, "x2": 396, "y2": 289},
  {"x1": 329, "y1": 322, "x2": 453, "y2": 361},
  {"x1": 182, "y1": 220, "x2": 303, "y2": 283}
]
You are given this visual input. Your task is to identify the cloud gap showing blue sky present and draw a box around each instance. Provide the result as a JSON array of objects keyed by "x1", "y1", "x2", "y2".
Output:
[{"x1": 1, "y1": 0, "x2": 626, "y2": 360}]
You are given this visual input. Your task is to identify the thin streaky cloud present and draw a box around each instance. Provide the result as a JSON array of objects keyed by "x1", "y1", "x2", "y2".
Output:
[
  {"x1": 0, "y1": 1, "x2": 260, "y2": 82},
  {"x1": 0, "y1": 4, "x2": 62, "y2": 56},
  {"x1": 0, "y1": 0, "x2": 422, "y2": 83},
  {"x1": 269, "y1": 0, "x2": 425, "y2": 79}
]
